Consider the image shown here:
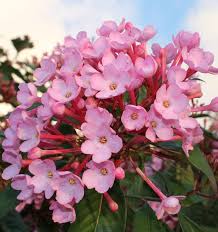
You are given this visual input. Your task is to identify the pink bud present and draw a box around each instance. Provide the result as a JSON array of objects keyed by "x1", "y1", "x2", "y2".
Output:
[
  {"x1": 85, "y1": 97, "x2": 98, "y2": 109},
  {"x1": 28, "y1": 147, "x2": 42, "y2": 159},
  {"x1": 71, "y1": 161, "x2": 80, "y2": 170},
  {"x1": 52, "y1": 103, "x2": 65, "y2": 115},
  {"x1": 135, "y1": 55, "x2": 158, "y2": 78},
  {"x1": 109, "y1": 201, "x2": 119, "y2": 212},
  {"x1": 115, "y1": 167, "x2": 125, "y2": 180}
]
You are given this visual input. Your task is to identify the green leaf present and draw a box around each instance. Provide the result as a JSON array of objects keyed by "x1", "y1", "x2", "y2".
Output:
[
  {"x1": 11, "y1": 36, "x2": 33, "y2": 53},
  {"x1": 0, "y1": 187, "x2": 18, "y2": 218},
  {"x1": 188, "y1": 146, "x2": 217, "y2": 192},
  {"x1": 179, "y1": 212, "x2": 204, "y2": 232},
  {"x1": 0, "y1": 211, "x2": 28, "y2": 232},
  {"x1": 132, "y1": 204, "x2": 171, "y2": 232},
  {"x1": 68, "y1": 183, "x2": 127, "y2": 232}
]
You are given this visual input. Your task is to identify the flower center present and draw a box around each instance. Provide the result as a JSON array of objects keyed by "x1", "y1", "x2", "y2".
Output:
[
  {"x1": 69, "y1": 178, "x2": 76, "y2": 185},
  {"x1": 131, "y1": 112, "x2": 138, "y2": 120},
  {"x1": 47, "y1": 171, "x2": 53, "y2": 178},
  {"x1": 151, "y1": 121, "x2": 157, "y2": 128},
  {"x1": 65, "y1": 92, "x2": 72, "y2": 98},
  {"x1": 163, "y1": 100, "x2": 170, "y2": 108},
  {"x1": 99, "y1": 136, "x2": 107, "y2": 144},
  {"x1": 109, "y1": 83, "x2": 117, "y2": 90},
  {"x1": 100, "y1": 168, "x2": 108, "y2": 175}
]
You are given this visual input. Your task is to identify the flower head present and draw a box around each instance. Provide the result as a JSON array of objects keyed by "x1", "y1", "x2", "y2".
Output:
[
  {"x1": 121, "y1": 105, "x2": 147, "y2": 131},
  {"x1": 82, "y1": 160, "x2": 116, "y2": 193},
  {"x1": 29, "y1": 159, "x2": 58, "y2": 199}
]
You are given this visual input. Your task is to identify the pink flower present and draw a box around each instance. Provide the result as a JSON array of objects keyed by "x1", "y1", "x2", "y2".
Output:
[
  {"x1": 109, "y1": 28, "x2": 136, "y2": 50},
  {"x1": 17, "y1": 83, "x2": 38, "y2": 108},
  {"x1": 177, "y1": 110, "x2": 198, "y2": 130},
  {"x1": 34, "y1": 58, "x2": 56, "y2": 86},
  {"x1": 82, "y1": 160, "x2": 115, "y2": 193},
  {"x1": 181, "y1": 126, "x2": 203, "y2": 156},
  {"x1": 2, "y1": 150, "x2": 22, "y2": 180},
  {"x1": 156, "y1": 196, "x2": 181, "y2": 220},
  {"x1": 154, "y1": 84, "x2": 189, "y2": 120},
  {"x1": 208, "y1": 97, "x2": 218, "y2": 112},
  {"x1": 29, "y1": 159, "x2": 58, "y2": 199},
  {"x1": 49, "y1": 201, "x2": 76, "y2": 224},
  {"x1": 75, "y1": 64, "x2": 99, "y2": 97},
  {"x1": 152, "y1": 43, "x2": 177, "y2": 63},
  {"x1": 48, "y1": 78, "x2": 80, "y2": 103},
  {"x1": 138, "y1": 25, "x2": 156, "y2": 42},
  {"x1": 91, "y1": 65, "x2": 131, "y2": 99},
  {"x1": 2, "y1": 127, "x2": 19, "y2": 150},
  {"x1": 185, "y1": 80, "x2": 202, "y2": 99},
  {"x1": 11, "y1": 174, "x2": 34, "y2": 201},
  {"x1": 81, "y1": 124, "x2": 122, "y2": 163},
  {"x1": 52, "y1": 172, "x2": 84, "y2": 205},
  {"x1": 97, "y1": 19, "x2": 125, "y2": 37},
  {"x1": 167, "y1": 66, "x2": 189, "y2": 91},
  {"x1": 173, "y1": 31, "x2": 200, "y2": 50},
  {"x1": 145, "y1": 107, "x2": 173, "y2": 142},
  {"x1": 182, "y1": 47, "x2": 215, "y2": 73},
  {"x1": 37, "y1": 93, "x2": 65, "y2": 120},
  {"x1": 121, "y1": 105, "x2": 147, "y2": 131},
  {"x1": 59, "y1": 48, "x2": 82, "y2": 76},
  {"x1": 135, "y1": 55, "x2": 158, "y2": 78},
  {"x1": 84, "y1": 107, "x2": 113, "y2": 127},
  {"x1": 17, "y1": 117, "x2": 41, "y2": 152},
  {"x1": 82, "y1": 37, "x2": 108, "y2": 59}
]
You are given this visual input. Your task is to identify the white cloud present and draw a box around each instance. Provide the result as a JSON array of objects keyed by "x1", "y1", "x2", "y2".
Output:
[
  {"x1": 186, "y1": 0, "x2": 218, "y2": 103},
  {"x1": 0, "y1": 0, "x2": 139, "y2": 58}
]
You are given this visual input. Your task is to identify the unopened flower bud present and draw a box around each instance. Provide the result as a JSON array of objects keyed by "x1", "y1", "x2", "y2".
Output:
[
  {"x1": 28, "y1": 147, "x2": 42, "y2": 159},
  {"x1": 115, "y1": 167, "x2": 125, "y2": 180}
]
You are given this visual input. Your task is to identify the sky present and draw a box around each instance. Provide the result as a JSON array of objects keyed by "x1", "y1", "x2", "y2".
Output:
[{"x1": 0, "y1": 0, "x2": 218, "y2": 115}]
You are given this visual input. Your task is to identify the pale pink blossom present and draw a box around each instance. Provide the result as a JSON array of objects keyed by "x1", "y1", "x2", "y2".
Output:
[
  {"x1": 152, "y1": 43, "x2": 177, "y2": 63},
  {"x1": 50, "y1": 201, "x2": 76, "y2": 224},
  {"x1": 173, "y1": 31, "x2": 200, "y2": 50},
  {"x1": 29, "y1": 159, "x2": 58, "y2": 199},
  {"x1": 182, "y1": 47, "x2": 216, "y2": 73},
  {"x1": 75, "y1": 64, "x2": 99, "y2": 97},
  {"x1": 51, "y1": 172, "x2": 84, "y2": 205},
  {"x1": 59, "y1": 48, "x2": 82, "y2": 76},
  {"x1": 82, "y1": 37, "x2": 108, "y2": 59},
  {"x1": 145, "y1": 107, "x2": 173, "y2": 142},
  {"x1": 135, "y1": 55, "x2": 158, "y2": 78},
  {"x1": 11, "y1": 174, "x2": 34, "y2": 201},
  {"x1": 2, "y1": 150, "x2": 22, "y2": 180},
  {"x1": 154, "y1": 84, "x2": 189, "y2": 120},
  {"x1": 17, "y1": 83, "x2": 38, "y2": 108},
  {"x1": 91, "y1": 65, "x2": 132, "y2": 99},
  {"x1": 34, "y1": 58, "x2": 56, "y2": 86},
  {"x1": 48, "y1": 78, "x2": 80, "y2": 103},
  {"x1": 82, "y1": 160, "x2": 116, "y2": 193},
  {"x1": 121, "y1": 105, "x2": 147, "y2": 131},
  {"x1": 81, "y1": 124, "x2": 122, "y2": 163},
  {"x1": 156, "y1": 196, "x2": 181, "y2": 220},
  {"x1": 17, "y1": 117, "x2": 41, "y2": 152},
  {"x1": 167, "y1": 66, "x2": 189, "y2": 91}
]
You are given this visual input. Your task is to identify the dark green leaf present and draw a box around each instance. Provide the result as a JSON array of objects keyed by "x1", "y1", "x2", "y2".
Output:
[
  {"x1": 11, "y1": 36, "x2": 33, "y2": 53},
  {"x1": 0, "y1": 211, "x2": 28, "y2": 232},
  {"x1": 188, "y1": 147, "x2": 217, "y2": 192},
  {"x1": 0, "y1": 187, "x2": 18, "y2": 218},
  {"x1": 132, "y1": 204, "x2": 171, "y2": 232},
  {"x1": 179, "y1": 212, "x2": 204, "y2": 232},
  {"x1": 68, "y1": 183, "x2": 127, "y2": 232}
]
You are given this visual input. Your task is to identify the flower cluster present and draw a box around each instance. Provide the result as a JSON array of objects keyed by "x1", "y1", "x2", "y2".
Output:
[{"x1": 2, "y1": 19, "x2": 218, "y2": 224}]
